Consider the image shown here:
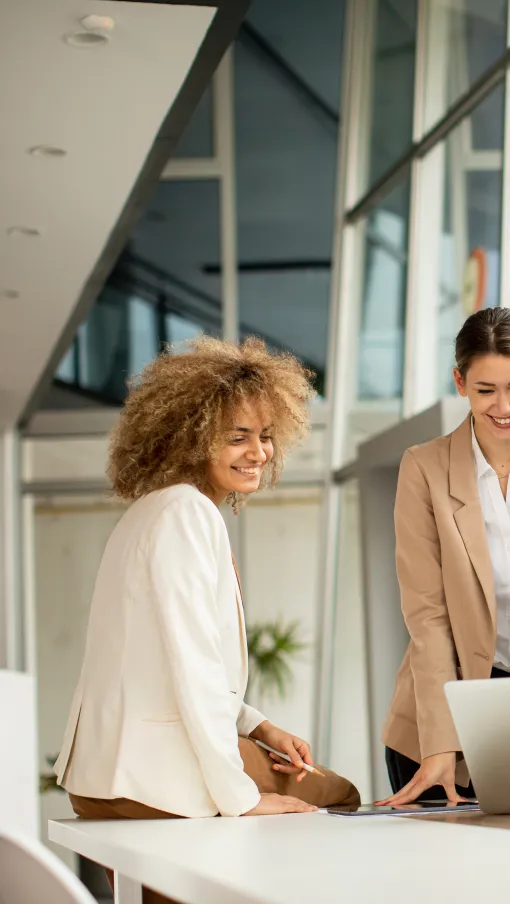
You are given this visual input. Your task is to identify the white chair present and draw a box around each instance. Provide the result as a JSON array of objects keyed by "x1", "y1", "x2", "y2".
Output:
[{"x1": 0, "y1": 828, "x2": 97, "y2": 904}]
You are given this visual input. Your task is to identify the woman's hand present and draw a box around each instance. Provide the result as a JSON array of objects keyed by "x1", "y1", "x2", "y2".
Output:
[
  {"x1": 375, "y1": 752, "x2": 465, "y2": 807},
  {"x1": 242, "y1": 793, "x2": 318, "y2": 816},
  {"x1": 249, "y1": 721, "x2": 314, "y2": 782}
]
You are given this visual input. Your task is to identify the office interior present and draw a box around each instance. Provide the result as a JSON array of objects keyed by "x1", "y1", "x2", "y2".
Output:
[{"x1": 0, "y1": 0, "x2": 508, "y2": 896}]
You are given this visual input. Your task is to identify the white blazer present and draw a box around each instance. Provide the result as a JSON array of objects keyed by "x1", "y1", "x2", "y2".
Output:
[{"x1": 54, "y1": 484, "x2": 266, "y2": 817}]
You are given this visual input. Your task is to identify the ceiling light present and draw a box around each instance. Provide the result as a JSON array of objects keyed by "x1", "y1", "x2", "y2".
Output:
[
  {"x1": 64, "y1": 31, "x2": 110, "y2": 47},
  {"x1": 81, "y1": 15, "x2": 115, "y2": 33},
  {"x1": 7, "y1": 226, "x2": 41, "y2": 238},
  {"x1": 28, "y1": 145, "x2": 67, "y2": 158},
  {"x1": 1, "y1": 290, "x2": 20, "y2": 300}
]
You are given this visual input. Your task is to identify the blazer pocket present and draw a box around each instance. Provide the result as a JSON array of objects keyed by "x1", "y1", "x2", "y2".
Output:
[{"x1": 141, "y1": 712, "x2": 182, "y2": 725}]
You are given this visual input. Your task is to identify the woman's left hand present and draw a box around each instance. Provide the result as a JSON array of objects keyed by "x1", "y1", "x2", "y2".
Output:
[{"x1": 250, "y1": 721, "x2": 314, "y2": 782}]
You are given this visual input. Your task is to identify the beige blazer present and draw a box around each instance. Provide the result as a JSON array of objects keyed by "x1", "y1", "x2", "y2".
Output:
[
  {"x1": 54, "y1": 484, "x2": 266, "y2": 817},
  {"x1": 382, "y1": 415, "x2": 497, "y2": 783}
]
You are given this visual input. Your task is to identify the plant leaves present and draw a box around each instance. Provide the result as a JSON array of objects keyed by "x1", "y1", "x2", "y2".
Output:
[{"x1": 246, "y1": 619, "x2": 307, "y2": 699}]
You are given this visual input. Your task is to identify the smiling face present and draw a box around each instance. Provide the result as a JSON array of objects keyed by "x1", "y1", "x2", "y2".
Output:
[
  {"x1": 206, "y1": 401, "x2": 274, "y2": 505},
  {"x1": 454, "y1": 354, "x2": 510, "y2": 440}
]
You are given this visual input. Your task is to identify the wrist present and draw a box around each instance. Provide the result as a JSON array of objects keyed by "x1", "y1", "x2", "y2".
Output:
[{"x1": 249, "y1": 720, "x2": 271, "y2": 742}]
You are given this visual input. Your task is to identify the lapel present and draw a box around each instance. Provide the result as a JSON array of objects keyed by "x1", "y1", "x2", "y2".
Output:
[
  {"x1": 232, "y1": 555, "x2": 249, "y2": 679},
  {"x1": 449, "y1": 414, "x2": 496, "y2": 630}
]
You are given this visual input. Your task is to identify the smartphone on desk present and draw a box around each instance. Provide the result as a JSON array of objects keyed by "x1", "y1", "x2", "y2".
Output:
[{"x1": 325, "y1": 800, "x2": 481, "y2": 817}]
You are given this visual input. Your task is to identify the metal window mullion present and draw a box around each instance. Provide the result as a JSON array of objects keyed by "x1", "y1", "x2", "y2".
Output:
[
  {"x1": 314, "y1": 0, "x2": 374, "y2": 765},
  {"x1": 0, "y1": 430, "x2": 22, "y2": 670},
  {"x1": 214, "y1": 49, "x2": 238, "y2": 344},
  {"x1": 21, "y1": 495, "x2": 37, "y2": 676},
  {"x1": 346, "y1": 48, "x2": 510, "y2": 223},
  {"x1": 403, "y1": 0, "x2": 448, "y2": 417}
]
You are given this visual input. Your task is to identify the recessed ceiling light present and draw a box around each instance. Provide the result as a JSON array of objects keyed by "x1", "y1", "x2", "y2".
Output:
[
  {"x1": 64, "y1": 31, "x2": 110, "y2": 47},
  {"x1": 7, "y1": 226, "x2": 41, "y2": 238},
  {"x1": 1, "y1": 290, "x2": 20, "y2": 300},
  {"x1": 28, "y1": 145, "x2": 67, "y2": 158},
  {"x1": 81, "y1": 15, "x2": 115, "y2": 33}
]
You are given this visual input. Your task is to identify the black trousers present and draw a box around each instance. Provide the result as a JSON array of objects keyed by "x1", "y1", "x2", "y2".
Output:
[{"x1": 386, "y1": 665, "x2": 510, "y2": 799}]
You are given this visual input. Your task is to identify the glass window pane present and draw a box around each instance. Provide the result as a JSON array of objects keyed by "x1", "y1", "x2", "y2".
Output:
[
  {"x1": 172, "y1": 85, "x2": 213, "y2": 158},
  {"x1": 234, "y1": 1, "x2": 344, "y2": 398},
  {"x1": 166, "y1": 313, "x2": 203, "y2": 346},
  {"x1": 54, "y1": 180, "x2": 221, "y2": 404},
  {"x1": 78, "y1": 287, "x2": 129, "y2": 402},
  {"x1": 437, "y1": 86, "x2": 504, "y2": 397},
  {"x1": 366, "y1": 0, "x2": 417, "y2": 187},
  {"x1": 128, "y1": 297, "x2": 158, "y2": 377},
  {"x1": 55, "y1": 346, "x2": 75, "y2": 384},
  {"x1": 245, "y1": 0, "x2": 344, "y2": 113},
  {"x1": 423, "y1": 1, "x2": 507, "y2": 133},
  {"x1": 357, "y1": 177, "x2": 410, "y2": 403},
  {"x1": 130, "y1": 180, "x2": 222, "y2": 339}
]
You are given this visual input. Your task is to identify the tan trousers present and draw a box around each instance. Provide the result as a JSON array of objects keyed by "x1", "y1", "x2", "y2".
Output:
[{"x1": 70, "y1": 737, "x2": 359, "y2": 904}]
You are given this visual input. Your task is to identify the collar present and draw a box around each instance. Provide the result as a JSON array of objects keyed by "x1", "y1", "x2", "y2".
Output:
[{"x1": 471, "y1": 418, "x2": 493, "y2": 479}]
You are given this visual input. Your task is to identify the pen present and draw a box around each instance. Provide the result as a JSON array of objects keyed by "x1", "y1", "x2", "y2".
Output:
[{"x1": 255, "y1": 739, "x2": 326, "y2": 777}]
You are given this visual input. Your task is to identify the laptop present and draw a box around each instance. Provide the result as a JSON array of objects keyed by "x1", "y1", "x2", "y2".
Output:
[{"x1": 445, "y1": 677, "x2": 510, "y2": 814}]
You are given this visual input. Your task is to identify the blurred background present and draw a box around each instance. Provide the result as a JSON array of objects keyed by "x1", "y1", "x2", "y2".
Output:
[{"x1": 1, "y1": 0, "x2": 508, "y2": 895}]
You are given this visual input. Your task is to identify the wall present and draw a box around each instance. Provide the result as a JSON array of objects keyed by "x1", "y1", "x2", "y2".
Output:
[
  {"x1": 34, "y1": 497, "x2": 124, "y2": 867},
  {"x1": 241, "y1": 486, "x2": 323, "y2": 743},
  {"x1": 328, "y1": 479, "x2": 371, "y2": 803},
  {"x1": 0, "y1": 670, "x2": 38, "y2": 837}
]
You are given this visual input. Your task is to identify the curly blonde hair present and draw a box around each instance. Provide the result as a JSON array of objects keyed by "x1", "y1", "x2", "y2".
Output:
[{"x1": 107, "y1": 336, "x2": 315, "y2": 505}]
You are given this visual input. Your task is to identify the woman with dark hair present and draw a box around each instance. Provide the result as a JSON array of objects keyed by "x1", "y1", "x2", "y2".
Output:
[
  {"x1": 54, "y1": 337, "x2": 358, "y2": 902},
  {"x1": 380, "y1": 307, "x2": 510, "y2": 806}
]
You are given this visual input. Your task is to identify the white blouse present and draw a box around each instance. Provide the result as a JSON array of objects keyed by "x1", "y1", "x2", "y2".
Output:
[{"x1": 472, "y1": 422, "x2": 510, "y2": 671}]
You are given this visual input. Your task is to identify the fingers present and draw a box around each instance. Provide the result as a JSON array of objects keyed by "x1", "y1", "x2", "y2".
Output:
[
  {"x1": 271, "y1": 763, "x2": 299, "y2": 774},
  {"x1": 269, "y1": 751, "x2": 290, "y2": 765},
  {"x1": 270, "y1": 761, "x2": 309, "y2": 782},
  {"x1": 280, "y1": 796, "x2": 317, "y2": 813},
  {"x1": 294, "y1": 739, "x2": 314, "y2": 767},
  {"x1": 375, "y1": 776, "x2": 424, "y2": 807},
  {"x1": 377, "y1": 780, "x2": 466, "y2": 809},
  {"x1": 278, "y1": 738, "x2": 305, "y2": 769},
  {"x1": 443, "y1": 783, "x2": 467, "y2": 804},
  {"x1": 278, "y1": 737, "x2": 314, "y2": 769}
]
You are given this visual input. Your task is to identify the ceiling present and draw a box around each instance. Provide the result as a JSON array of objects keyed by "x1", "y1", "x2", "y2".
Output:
[{"x1": 0, "y1": 0, "x2": 247, "y2": 430}]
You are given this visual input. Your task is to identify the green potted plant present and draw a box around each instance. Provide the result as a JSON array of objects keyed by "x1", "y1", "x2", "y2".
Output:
[{"x1": 246, "y1": 619, "x2": 307, "y2": 699}]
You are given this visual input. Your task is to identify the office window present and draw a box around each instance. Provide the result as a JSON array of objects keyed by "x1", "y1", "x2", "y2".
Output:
[
  {"x1": 365, "y1": 0, "x2": 417, "y2": 188},
  {"x1": 130, "y1": 180, "x2": 221, "y2": 331},
  {"x1": 234, "y1": 0, "x2": 344, "y2": 396},
  {"x1": 358, "y1": 177, "x2": 411, "y2": 404},
  {"x1": 437, "y1": 85, "x2": 504, "y2": 396},
  {"x1": 422, "y1": 0, "x2": 507, "y2": 133}
]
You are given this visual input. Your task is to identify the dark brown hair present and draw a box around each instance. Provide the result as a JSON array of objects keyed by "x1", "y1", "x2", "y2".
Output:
[
  {"x1": 455, "y1": 307, "x2": 510, "y2": 378},
  {"x1": 107, "y1": 336, "x2": 315, "y2": 503}
]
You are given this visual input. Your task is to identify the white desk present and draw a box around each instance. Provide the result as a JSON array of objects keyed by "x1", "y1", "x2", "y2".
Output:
[{"x1": 49, "y1": 811, "x2": 510, "y2": 904}]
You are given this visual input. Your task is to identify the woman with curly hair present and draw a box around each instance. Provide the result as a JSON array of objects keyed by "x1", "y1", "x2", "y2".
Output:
[{"x1": 55, "y1": 337, "x2": 358, "y2": 895}]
